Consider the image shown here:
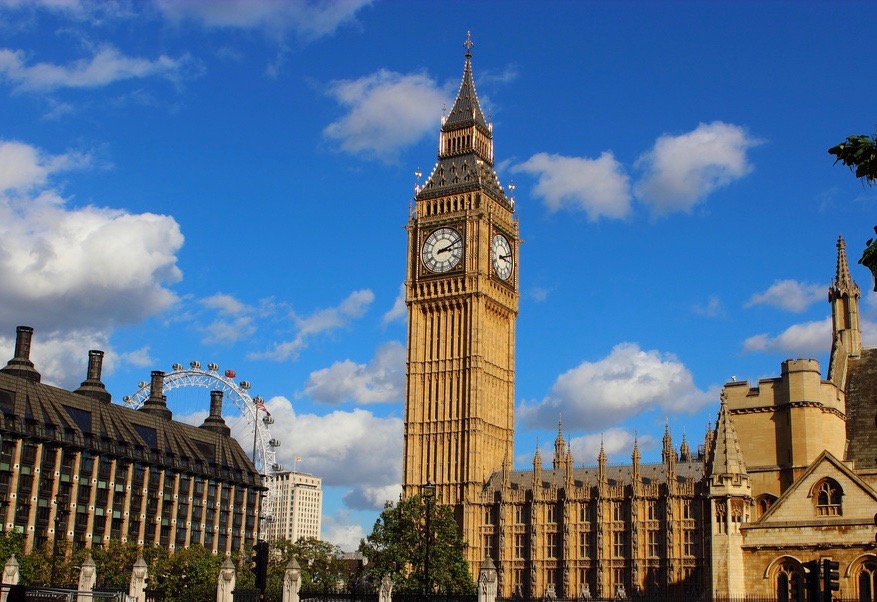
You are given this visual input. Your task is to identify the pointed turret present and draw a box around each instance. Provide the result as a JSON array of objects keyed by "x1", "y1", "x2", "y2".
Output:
[
  {"x1": 829, "y1": 235, "x2": 862, "y2": 382},
  {"x1": 679, "y1": 434, "x2": 691, "y2": 462},
  {"x1": 501, "y1": 452, "x2": 511, "y2": 492},
  {"x1": 418, "y1": 32, "x2": 508, "y2": 203},
  {"x1": 532, "y1": 446, "x2": 543, "y2": 500},
  {"x1": 708, "y1": 395, "x2": 747, "y2": 480},
  {"x1": 553, "y1": 417, "x2": 566, "y2": 469},
  {"x1": 597, "y1": 440, "x2": 607, "y2": 486},
  {"x1": 631, "y1": 437, "x2": 641, "y2": 493},
  {"x1": 564, "y1": 447, "x2": 574, "y2": 489}
]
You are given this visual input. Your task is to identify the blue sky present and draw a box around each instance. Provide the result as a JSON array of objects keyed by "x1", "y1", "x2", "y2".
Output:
[{"x1": 2, "y1": 0, "x2": 877, "y2": 552}]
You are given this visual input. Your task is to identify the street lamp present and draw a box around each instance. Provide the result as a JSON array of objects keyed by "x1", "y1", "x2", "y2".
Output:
[{"x1": 422, "y1": 483, "x2": 436, "y2": 601}]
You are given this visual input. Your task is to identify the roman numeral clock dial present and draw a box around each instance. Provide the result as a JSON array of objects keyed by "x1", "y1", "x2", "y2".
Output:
[
  {"x1": 421, "y1": 227, "x2": 463, "y2": 273},
  {"x1": 491, "y1": 233, "x2": 513, "y2": 281}
]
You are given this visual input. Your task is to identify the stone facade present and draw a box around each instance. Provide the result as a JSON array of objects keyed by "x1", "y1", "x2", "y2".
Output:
[
  {"x1": 0, "y1": 326, "x2": 263, "y2": 555},
  {"x1": 402, "y1": 38, "x2": 877, "y2": 602}
]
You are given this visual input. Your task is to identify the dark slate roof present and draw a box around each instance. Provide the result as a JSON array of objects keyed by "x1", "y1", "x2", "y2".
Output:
[
  {"x1": 443, "y1": 50, "x2": 489, "y2": 134},
  {"x1": 0, "y1": 370, "x2": 261, "y2": 487},
  {"x1": 844, "y1": 346, "x2": 877, "y2": 470},
  {"x1": 417, "y1": 154, "x2": 507, "y2": 202},
  {"x1": 483, "y1": 460, "x2": 705, "y2": 493}
]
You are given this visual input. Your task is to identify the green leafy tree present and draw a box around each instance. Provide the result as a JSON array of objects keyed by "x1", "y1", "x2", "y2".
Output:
[
  {"x1": 90, "y1": 539, "x2": 141, "y2": 590},
  {"x1": 359, "y1": 495, "x2": 475, "y2": 595},
  {"x1": 270, "y1": 537, "x2": 344, "y2": 591},
  {"x1": 829, "y1": 133, "x2": 877, "y2": 184},
  {"x1": 150, "y1": 544, "x2": 224, "y2": 602}
]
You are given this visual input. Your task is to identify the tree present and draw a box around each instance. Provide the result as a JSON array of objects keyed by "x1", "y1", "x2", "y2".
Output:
[
  {"x1": 829, "y1": 133, "x2": 877, "y2": 185},
  {"x1": 270, "y1": 537, "x2": 344, "y2": 591},
  {"x1": 149, "y1": 544, "x2": 224, "y2": 602},
  {"x1": 359, "y1": 494, "x2": 475, "y2": 595}
]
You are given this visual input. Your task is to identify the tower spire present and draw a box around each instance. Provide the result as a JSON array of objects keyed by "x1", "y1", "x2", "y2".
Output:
[{"x1": 829, "y1": 235, "x2": 862, "y2": 380}]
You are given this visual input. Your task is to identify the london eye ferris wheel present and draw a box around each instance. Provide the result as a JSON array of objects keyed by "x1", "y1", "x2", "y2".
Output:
[{"x1": 124, "y1": 361, "x2": 281, "y2": 534}]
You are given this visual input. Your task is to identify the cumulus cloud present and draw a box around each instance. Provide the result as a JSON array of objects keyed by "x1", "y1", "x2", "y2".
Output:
[
  {"x1": 519, "y1": 343, "x2": 717, "y2": 431},
  {"x1": 298, "y1": 341, "x2": 405, "y2": 405},
  {"x1": 742, "y1": 317, "x2": 831, "y2": 355},
  {"x1": 324, "y1": 70, "x2": 447, "y2": 161},
  {"x1": 746, "y1": 279, "x2": 824, "y2": 313},
  {"x1": 249, "y1": 290, "x2": 374, "y2": 362},
  {"x1": 0, "y1": 46, "x2": 199, "y2": 93},
  {"x1": 0, "y1": 140, "x2": 89, "y2": 192},
  {"x1": 155, "y1": 0, "x2": 372, "y2": 41},
  {"x1": 343, "y1": 483, "x2": 402, "y2": 511},
  {"x1": 0, "y1": 140, "x2": 183, "y2": 338},
  {"x1": 259, "y1": 395, "x2": 402, "y2": 497},
  {"x1": 634, "y1": 121, "x2": 760, "y2": 215},
  {"x1": 512, "y1": 152, "x2": 632, "y2": 220}
]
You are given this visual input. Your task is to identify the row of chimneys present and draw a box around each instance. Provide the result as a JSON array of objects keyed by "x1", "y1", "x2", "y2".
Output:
[{"x1": 1, "y1": 326, "x2": 230, "y2": 434}]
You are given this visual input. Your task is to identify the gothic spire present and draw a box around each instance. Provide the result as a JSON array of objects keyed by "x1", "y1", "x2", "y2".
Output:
[
  {"x1": 443, "y1": 31, "x2": 489, "y2": 134},
  {"x1": 553, "y1": 416, "x2": 566, "y2": 469},
  {"x1": 708, "y1": 394, "x2": 747, "y2": 477},
  {"x1": 417, "y1": 33, "x2": 507, "y2": 202},
  {"x1": 831, "y1": 235, "x2": 860, "y2": 299}
]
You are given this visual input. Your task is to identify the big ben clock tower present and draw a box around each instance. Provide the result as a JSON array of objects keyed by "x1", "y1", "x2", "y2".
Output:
[{"x1": 403, "y1": 33, "x2": 519, "y2": 555}]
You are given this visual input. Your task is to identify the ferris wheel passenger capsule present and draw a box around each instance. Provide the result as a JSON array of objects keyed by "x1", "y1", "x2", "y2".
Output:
[
  {"x1": 172, "y1": 363, "x2": 183, "y2": 371},
  {"x1": 239, "y1": 381, "x2": 251, "y2": 390},
  {"x1": 269, "y1": 439, "x2": 281, "y2": 447},
  {"x1": 138, "y1": 381, "x2": 147, "y2": 389},
  {"x1": 208, "y1": 363, "x2": 219, "y2": 372},
  {"x1": 190, "y1": 361, "x2": 201, "y2": 369},
  {"x1": 272, "y1": 464, "x2": 283, "y2": 471},
  {"x1": 123, "y1": 396, "x2": 131, "y2": 402},
  {"x1": 263, "y1": 416, "x2": 274, "y2": 425}
]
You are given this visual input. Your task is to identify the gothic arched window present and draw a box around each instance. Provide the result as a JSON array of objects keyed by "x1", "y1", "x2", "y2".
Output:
[
  {"x1": 776, "y1": 561, "x2": 804, "y2": 602},
  {"x1": 755, "y1": 494, "x2": 778, "y2": 519},
  {"x1": 813, "y1": 478, "x2": 843, "y2": 516},
  {"x1": 856, "y1": 559, "x2": 876, "y2": 602}
]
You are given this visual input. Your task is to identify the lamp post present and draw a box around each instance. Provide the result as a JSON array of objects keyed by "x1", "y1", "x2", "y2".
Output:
[{"x1": 422, "y1": 483, "x2": 436, "y2": 601}]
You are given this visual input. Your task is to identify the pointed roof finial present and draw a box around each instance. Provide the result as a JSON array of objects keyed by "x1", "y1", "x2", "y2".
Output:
[
  {"x1": 831, "y1": 235, "x2": 860, "y2": 298},
  {"x1": 464, "y1": 31, "x2": 474, "y2": 57}
]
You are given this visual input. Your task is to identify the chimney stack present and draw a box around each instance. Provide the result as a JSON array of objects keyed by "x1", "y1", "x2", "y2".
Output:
[
  {"x1": 200, "y1": 390, "x2": 230, "y2": 435},
  {"x1": 75, "y1": 350, "x2": 111, "y2": 403},
  {"x1": 139, "y1": 371, "x2": 172, "y2": 420},
  {"x1": 1, "y1": 326, "x2": 41, "y2": 382}
]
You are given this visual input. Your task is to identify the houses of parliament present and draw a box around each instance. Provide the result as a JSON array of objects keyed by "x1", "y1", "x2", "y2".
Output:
[{"x1": 402, "y1": 37, "x2": 877, "y2": 600}]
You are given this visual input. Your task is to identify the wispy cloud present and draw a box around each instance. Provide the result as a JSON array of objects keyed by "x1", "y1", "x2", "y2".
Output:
[
  {"x1": 249, "y1": 289, "x2": 374, "y2": 362},
  {"x1": 154, "y1": 0, "x2": 372, "y2": 41},
  {"x1": 0, "y1": 46, "x2": 200, "y2": 93},
  {"x1": 382, "y1": 284, "x2": 406, "y2": 324},
  {"x1": 692, "y1": 295, "x2": 726, "y2": 318},
  {"x1": 746, "y1": 279, "x2": 824, "y2": 313}
]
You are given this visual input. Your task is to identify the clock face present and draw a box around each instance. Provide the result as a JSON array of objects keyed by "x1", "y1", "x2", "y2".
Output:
[
  {"x1": 491, "y1": 233, "x2": 513, "y2": 280},
  {"x1": 421, "y1": 227, "x2": 463, "y2": 273}
]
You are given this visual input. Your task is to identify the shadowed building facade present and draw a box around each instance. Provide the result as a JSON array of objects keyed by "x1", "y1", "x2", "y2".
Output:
[
  {"x1": 0, "y1": 326, "x2": 263, "y2": 555},
  {"x1": 403, "y1": 37, "x2": 877, "y2": 601}
]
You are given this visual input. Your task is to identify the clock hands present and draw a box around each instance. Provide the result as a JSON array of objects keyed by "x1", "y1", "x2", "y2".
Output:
[{"x1": 436, "y1": 241, "x2": 461, "y2": 255}]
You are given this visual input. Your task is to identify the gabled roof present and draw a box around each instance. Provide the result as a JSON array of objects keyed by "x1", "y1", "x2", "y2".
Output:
[{"x1": 754, "y1": 450, "x2": 877, "y2": 526}]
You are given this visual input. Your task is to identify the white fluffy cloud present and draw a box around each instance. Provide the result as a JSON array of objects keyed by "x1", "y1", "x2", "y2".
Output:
[
  {"x1": 519, "y1": 343, "x2": 717, "y2": 431},
  {"x1": 250, "y1": 290, "x2": 374, "y2": 362},
  {"x1": 0, "y1": 46, "x2": 198, "y2": 93},
  {"x1": 512, "y1": 152, "x2": 632, "y2": 220},
  {"x1": 321, "y1": 510, "x2": 367, "y2": 553},
  {"x1": 324, "y1": 70, "x2": 447, "y2": 161},
  {"x1": 299, "y1": 341, "x2": 405, "y2": 404},
  {"x1": 0, "y1": 140, "x2": 183, "y2": 341},
  {"x1": 743, "y1": 317, "x2": 831, "y2": 355},
  {"x1": 634, "y1": 121, "x2": 759, "y2": 215},
  {"x1": 343, "y1": 483, "x2": 402, "y2": 511},
  {"x1": 261, "y1": 395, "x2": 402, "y2": 496},
  {"x1": 155, "y1": 0, "x2": 372, "y2": 40},
  {"x1": 746, "y1": 279, "x2": 824, "y2": 313},
  {"x1": 0, "y1": 139, "x2": 181, "y2": 387}
]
